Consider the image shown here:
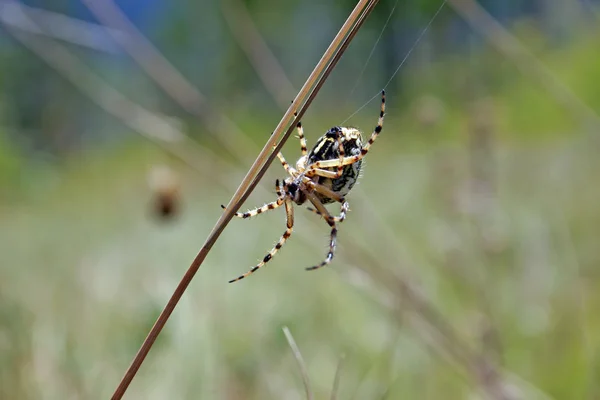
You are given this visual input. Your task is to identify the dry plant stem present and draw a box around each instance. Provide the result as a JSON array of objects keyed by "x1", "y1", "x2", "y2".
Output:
[
  {"x1": 221, "y1": 0, "x2": 296, "y2": 109},
  {"x1": 282, "y1": 326, "x2": 313, "y2": 400},
  {"x1": 81, "y1": 0, "x2": 257, "y2": 162},
  {"x1": 0, "y1": 2, "x2": 124, "y2": 53},
  {"x1": 448, "y1": 0, "x2": 600, "y2": 128},
  {"x1": 330, "y1": 353, "x2": 346, "y2": 400},
  {"x1": 109, "y1": 1, "x2": 378, "y2": 398}
]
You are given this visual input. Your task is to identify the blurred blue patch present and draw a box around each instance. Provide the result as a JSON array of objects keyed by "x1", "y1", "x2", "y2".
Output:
[{"x1": 20, "y1": 0, "x2": 172, "y2": 33}]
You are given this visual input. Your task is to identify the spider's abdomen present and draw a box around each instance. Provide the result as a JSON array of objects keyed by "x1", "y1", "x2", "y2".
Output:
[{"x1": 307, "y1": 127, "x2": 363, "y2": 204}]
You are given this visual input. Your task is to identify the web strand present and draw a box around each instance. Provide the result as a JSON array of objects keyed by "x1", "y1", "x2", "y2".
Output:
[
  {"x1": 342, "y1": 0, "x2": 447, "y2": 125},
  {"x1": 346, "y1": 0, "x2": 400, "y2": 101}
]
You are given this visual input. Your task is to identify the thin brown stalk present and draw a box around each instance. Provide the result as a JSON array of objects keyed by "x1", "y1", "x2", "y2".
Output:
[
  {"x1": 109, "y1": 1, "x2": 379, "y2": 398},
  {"x1": 330, "y1": 353, "x2": 346, "y2": 400},
  {"x1": 447, "y1": 0, "x2": 600, "y2": 128},
  {"x1": 282, "y1": 326, "x2": 313, "y2": 400}
]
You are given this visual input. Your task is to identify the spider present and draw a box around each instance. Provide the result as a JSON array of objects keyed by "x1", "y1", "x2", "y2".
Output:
[{"x1": 223, "y1": 90, "x2": 385, "y2": 283}]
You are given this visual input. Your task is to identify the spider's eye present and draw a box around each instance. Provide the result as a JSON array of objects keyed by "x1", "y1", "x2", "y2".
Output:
[{"x1": 325, "y1": 127, "x2": 341, "y2": 138}]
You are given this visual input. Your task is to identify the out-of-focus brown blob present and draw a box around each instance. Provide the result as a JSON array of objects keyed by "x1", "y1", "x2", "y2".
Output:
[{"x1": 147, "y1": 165, "x2": 181, "y2": 221}]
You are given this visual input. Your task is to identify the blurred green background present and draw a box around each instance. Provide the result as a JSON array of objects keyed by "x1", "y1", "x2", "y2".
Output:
[{"x1": 1, "y1": 0, "x2": 600, "y2": 399}]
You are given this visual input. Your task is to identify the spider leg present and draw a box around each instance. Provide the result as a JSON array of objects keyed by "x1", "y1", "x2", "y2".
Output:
[
  {"x1": 294, "y1": 112, "x2": 308, "y2": 156},
  {"x1": 304, "y1": 168, "x2": 342, "y2": 179},
  {"x1": 221, "y1": 200, "x2": 283, "y2": 219},
  {"x1": 307, "y1": 90, "x2": 385, "y2": 170},
  {"x1": 274, "y1": 149, "x2": 295, "y2": 175},
  {"x1": 303, "y1": 178, "x2": 345, "y2": 203},
  {"x1": 304, "y1": 192, "x2": 339, "y2": 271},
  {"x1": 270, "y1": 110, "x2": 306, "y2": 175},
  {"x1": 306, "y1": 127, "x2": 345, "y2": 179},
  {"x1": 269, "y1": 131, "x2": 296, "y2": 175},
  {"x1": 228, "y1": 199, "x2": 294, "y2": 283},
  {"x1": 305, "y1": 200, "x2": 349, "y2": 222},
  {"x1": 222, "y1": 179, "x2": 284, "y2": 218}
]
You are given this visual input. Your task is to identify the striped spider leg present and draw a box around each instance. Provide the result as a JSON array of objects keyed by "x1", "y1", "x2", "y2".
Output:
[
  {"x1": 228, "y1": 196, "x2": 295, "y2": 283},
  {"x1": 273, "y1": 112, "x2": 307, "y2": 175},
  {"x1": 221, "y1": 179, "x2": 285, "y2": 218},
  {"x1": 304, "y1": 202, "x2": 349, "y2": 223},
  {"x1": 303, "y1": 189, "x2": 342, "y2": 271},
  {"x1": 224, "y1": 90, "x2": 385, "y2": 282}
]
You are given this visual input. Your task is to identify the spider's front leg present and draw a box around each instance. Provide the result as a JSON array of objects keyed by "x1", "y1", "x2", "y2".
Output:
[
  {"x1": 221, "y1": 179, "x2": 284, "y2": 219},
  {"x1": 271, "y1": 112, "x2": 306, "y2": 175},
  {"x1": 228, "y1": 199, "x2": 295, "y2": 283},
  {"x1": 271, "y1": 138, "x2": 295, "y2": 175},
  {"x1": 294, "y1": 112, "x2": 308, "y2": 156},
  {"x1": 309, "y1": 90, "x2": 385, "y2": 171}
]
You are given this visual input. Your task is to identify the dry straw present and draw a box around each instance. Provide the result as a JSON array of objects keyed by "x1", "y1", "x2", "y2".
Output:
[{"x1": 111, "y1": 0, "x2": 381, "y2": 398}]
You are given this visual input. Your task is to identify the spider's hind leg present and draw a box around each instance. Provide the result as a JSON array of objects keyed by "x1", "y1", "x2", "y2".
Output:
[
  {"x1": 304, "y1": 192, "x2": 342, "y2": 271},
  {"x1": 228, "y1": 199, "x2": 294, "y2": 283},
  {"x1": 306, "y1": 200, "x2": 349, "y2": 223}
]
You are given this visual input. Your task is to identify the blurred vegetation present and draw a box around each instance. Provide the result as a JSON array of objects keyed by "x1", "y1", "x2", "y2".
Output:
[{"x1": 1, "y1": 0, "x2": 600, "y2": 399}]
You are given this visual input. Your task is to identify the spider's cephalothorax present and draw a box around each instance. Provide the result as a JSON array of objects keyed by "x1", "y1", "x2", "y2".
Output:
[{"x1": 223, "y1": 90, "x2": 385, "y2": 283}]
